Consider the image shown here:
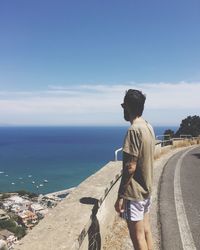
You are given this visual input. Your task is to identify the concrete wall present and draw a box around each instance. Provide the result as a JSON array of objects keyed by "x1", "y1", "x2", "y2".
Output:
[
  {"x1": 16, "y1": 162, "x2": 122, "y2": 250},
  {"x1": 16, "y1": 138, "x2": 200, "y2": 250},
  {"x1": 154, "y1": 143, "x2": 162, "y2": 159}
]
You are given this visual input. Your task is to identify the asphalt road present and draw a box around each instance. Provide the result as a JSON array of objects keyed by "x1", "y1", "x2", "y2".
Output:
[{"x1": 159, "y1": 146, "x2": 200, "y2": 250}]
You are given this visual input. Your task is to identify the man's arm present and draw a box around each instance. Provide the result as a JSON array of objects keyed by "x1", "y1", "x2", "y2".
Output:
[
  {"x1": 115, "y1": 154, "x2": 137, "y2": 213},
  {"x1": 126, "y1": 154, "x2": 137, "y2": 174},
  {"x1": 118, "y1": 153, "x2": 137, "y2": 197},
  {"x1": 123, "y1": 156, "x2": 137, "y2": 190}
]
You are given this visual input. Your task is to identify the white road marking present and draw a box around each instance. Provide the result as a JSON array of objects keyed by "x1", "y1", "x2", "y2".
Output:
[{"x1": 174, "y1": 147, "x2": 197, "y2": 250}]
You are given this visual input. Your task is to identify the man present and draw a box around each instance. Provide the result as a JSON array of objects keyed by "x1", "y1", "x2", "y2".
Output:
[{"x1": 115, "y1": 89, "x2": 155, "y2": 250}]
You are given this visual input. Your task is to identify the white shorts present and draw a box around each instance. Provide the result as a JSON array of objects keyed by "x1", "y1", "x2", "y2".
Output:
[{"x1": 121, "y1": 197, "x2": 151, "y2": 221}]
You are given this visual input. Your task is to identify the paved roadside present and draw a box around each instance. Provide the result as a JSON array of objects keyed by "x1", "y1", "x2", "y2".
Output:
[
  {"x1": 160, "y1": 146, "x2": 200, "y2": 250},
  {"x1": 103, "y1": 146, "x2": 195, "y2": 250}
]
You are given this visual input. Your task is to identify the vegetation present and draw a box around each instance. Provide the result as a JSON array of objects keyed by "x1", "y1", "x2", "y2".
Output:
[
  {"x1": 0, "y1": 190, "x2": 38, "y2": 201},
  {"x1": 175, "y1": 115, "x2": 200, "y2": 137},
  {"x1": 164, "y1": 115, "x2": 200, "y2": 138},
  {"x1": 0, "y1": 219, "x2": 26, "y2": 239},
  {"x1": 160, "y1": 129, "x2": 175, "y2": 146},
  {"x1": 0, "y1": 193, "x2": 11, "y2": 200},
  {"x1": 8, "y1": 212, "x2": 19, "y2": 222},
  {"x1": 16, "y1": 190, "x2": 38, "y2": 199},
  {"x1": 164, "y1": 129, "x2": 175, "y2": 140}
]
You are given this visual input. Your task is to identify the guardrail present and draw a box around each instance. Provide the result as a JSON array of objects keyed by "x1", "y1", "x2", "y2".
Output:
[
  {"x1": 180, "y1": 134, "x2": 192, "y2": 138},
  {"x1": 114, "y1": 135, "x2": 200, "y2": 161},
  {"x1": 114, "y1": 148, "x2": 123, "y2": 161}
]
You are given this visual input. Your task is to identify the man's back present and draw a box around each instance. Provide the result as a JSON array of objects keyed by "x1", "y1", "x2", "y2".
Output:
[{"x1": 122, "y1": 117, "x2": 155, "y2": 201}]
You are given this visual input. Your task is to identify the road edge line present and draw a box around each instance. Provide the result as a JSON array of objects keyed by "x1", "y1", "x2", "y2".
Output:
[{"x1": 174, "y1": 146, "x2": 197, "y2": 250}]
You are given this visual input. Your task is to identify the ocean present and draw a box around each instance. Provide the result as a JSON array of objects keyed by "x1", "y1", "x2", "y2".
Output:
[{"x1": 0, "y1": 126, "x2": 177, "y2": 194}]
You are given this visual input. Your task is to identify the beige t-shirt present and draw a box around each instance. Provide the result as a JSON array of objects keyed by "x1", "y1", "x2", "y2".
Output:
[{"x1": 119, "y1": 117, "x2": 155, "y2": 201}]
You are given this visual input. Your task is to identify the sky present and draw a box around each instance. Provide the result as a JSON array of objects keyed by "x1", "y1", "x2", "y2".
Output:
[{"x1": 0, "y1": 0, "x2": 200, "y2": 126}]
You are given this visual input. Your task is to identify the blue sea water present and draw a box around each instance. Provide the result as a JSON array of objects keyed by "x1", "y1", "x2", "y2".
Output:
[{"x1": 0, "y1": 126, "x2": 177, "y2": 194}]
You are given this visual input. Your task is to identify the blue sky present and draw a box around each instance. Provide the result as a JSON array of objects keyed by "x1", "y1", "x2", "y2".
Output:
[{"x1": 0, "y1": 0, "x2": 200, "y2": 126}]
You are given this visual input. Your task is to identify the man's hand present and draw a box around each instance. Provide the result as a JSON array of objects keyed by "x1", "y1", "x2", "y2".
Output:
[{"x1": 114, "y1": 198, "x2": 124, "y2": 213}]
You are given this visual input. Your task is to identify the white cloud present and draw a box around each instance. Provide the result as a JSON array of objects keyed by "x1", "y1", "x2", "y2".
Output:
[{"x1": 0, "y1": 82, "x2": 199, "y2": 125}]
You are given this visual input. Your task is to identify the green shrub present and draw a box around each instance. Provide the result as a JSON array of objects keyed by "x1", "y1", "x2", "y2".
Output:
[{"x1": 0, "y1": 219, "x2": 26, "y2": 239}]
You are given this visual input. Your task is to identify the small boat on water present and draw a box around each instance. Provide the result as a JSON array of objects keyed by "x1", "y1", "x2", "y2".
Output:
[
  {"x1": 32, "y1": 181, "x2": 35, "y2": 184},
  {"x1": 44, "y1": 179, "x2": 48, "y2": 183},
  {"x1": 36, "y1": 185, "x2": 39, "y2": 189},
  {"x1": 19, "y1": 177, "x2": 23, "y2": 180},
  {"x1": 5, "y1": 175, "x2": 8, "y2": 177},
  {"x1": 11, "y1": 182, "x2": 15, "y2": 185},
  {"x1": 39, "y1": 184, "x2": 44, "y2": 187},
  {"x1": 28, "y1": 175, "x2": 32, "y2": 178},
  {"x1": 0, "y1": 171, "x2": 4, "y2": 174}
]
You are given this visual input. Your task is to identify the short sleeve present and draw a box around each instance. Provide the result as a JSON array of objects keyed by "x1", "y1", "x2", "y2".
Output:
[{"x1": 123, "y1": 129, "x2": 141, "y2": 157}]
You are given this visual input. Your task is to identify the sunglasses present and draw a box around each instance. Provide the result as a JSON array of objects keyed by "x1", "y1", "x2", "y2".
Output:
[{"x1": 121, "y1": 103, "x2": 126, "y2": 108}]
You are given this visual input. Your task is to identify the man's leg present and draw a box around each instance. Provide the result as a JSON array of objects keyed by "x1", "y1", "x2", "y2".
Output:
[
  {"x1": 127, "y1": 219, "x2": 148, "y2": 250},
  {"x1": 143, "y1": 212, "x2": 153, "y2": 250}
]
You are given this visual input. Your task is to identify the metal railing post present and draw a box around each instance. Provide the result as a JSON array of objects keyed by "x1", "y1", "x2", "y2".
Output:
[{"x1": 114, "y1": 148, "x2": 123, "y2": 161}]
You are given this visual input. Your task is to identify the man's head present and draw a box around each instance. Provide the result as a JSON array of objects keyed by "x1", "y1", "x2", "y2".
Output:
[{"x1": 122, "y1": 89, "x2": 146, "y2": 122}]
